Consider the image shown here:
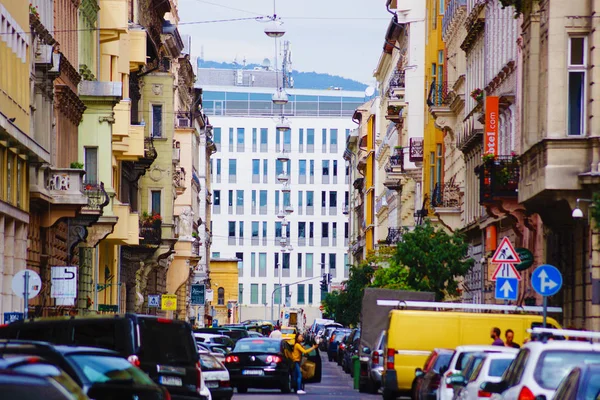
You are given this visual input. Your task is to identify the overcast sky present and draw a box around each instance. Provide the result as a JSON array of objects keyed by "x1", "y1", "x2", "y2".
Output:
[{"x1": 177, "y1": 0, "x2": 392, "y2": 86}]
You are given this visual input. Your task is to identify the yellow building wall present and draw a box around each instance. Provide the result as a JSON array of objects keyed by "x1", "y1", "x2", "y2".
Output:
[
  {"x1": 0, "y1": 1, "x2": 30, "y2": 135},
  {"x1": 365, "y1": 116, "x2": 375, "y2": 253},
  {"x1": 423, "y1": 0, "x2": 445, "y2": 201},
  {"x1": 97, "y1": 242, "x2": 120, "y2": 307},
  {"x1": 210, "y1": 260, "x2": 239, "y2": 324}
]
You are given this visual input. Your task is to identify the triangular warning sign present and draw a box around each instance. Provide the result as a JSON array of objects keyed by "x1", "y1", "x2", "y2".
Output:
[
  {"x1": 491, "y1": 237, "x2": 521, "y2": 264},
  {"x1": 491, "y1": 263, "x2": 522, "y2": 281}
]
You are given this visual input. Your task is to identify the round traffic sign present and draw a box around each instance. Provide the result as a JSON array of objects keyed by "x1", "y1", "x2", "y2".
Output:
[
  {"x1": 531, "y1": 264, "x2": 562, "y2": 297},
  {"x1": 11, "y1": 269, "x2": 42, "y2": 299}
]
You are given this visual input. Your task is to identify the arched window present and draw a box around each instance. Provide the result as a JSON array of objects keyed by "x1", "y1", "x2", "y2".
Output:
[{"x1": 218, "y1": 287, "x2": 225, "y2": 305}]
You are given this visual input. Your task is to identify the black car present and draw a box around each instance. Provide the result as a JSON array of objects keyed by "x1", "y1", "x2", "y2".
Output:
[
  {"x1": 413, "y1": 348, "x2": 454, "y2": 400},
  {"x1": 342, "y1": 328, "x2": 361, "y2": 374},
  {"x1": 194, "y1": 327, "x2": 250, "y2": 343},
  {"x1": 0, "y1": 314, "x2": 205, "y2": 400},
  {"x1": 327, "y1": 328, "x2": 352, "y2": 362},
  {"x1": 223, "y1": 338, "x2": 321, "y2": 393},
  {"x1": 0, "y1": 341, "x2": 167, "y2": 400},
  {"x1": 0, "y1": 369, "x2": 81, "y2": 400}
]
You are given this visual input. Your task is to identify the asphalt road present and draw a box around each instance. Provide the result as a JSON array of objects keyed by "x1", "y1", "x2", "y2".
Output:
[{"x1": 232, "y1": 352, "x2": 382, "y2": 400}]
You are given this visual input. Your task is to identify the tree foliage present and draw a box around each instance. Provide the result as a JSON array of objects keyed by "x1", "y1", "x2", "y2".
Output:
[{"x1": 392, "y1": 220, "x2": 473, "y2": 300}]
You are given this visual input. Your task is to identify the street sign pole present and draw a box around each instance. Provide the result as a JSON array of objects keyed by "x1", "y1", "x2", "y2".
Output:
[
  {"x1": 24, "y1": 271, "x2": 29, "y2": 320},
  {"x1": 543, "y1": 296, "x2": 547, "y2": 328}
]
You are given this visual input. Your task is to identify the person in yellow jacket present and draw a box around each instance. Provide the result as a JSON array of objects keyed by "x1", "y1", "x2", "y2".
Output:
[{"x1": 289, "y1": 333, "x2": 319, "y2": 394}]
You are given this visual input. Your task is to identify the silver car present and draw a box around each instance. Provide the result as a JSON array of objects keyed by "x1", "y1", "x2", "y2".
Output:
[{"x1": 359, "y1": 329, "x2": 386, "y2": 393}]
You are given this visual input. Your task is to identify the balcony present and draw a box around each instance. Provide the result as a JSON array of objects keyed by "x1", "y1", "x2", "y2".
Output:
[
  {"x1": 427, "y1": 81, "x2": 450, "y2": 108},
  {"x1": 44, "y1": 168, "x2": 88, "y2": 206},
  {"x1": 140, "y1": 223, "x2": 162, "y2": 245},
  {"x1": 382, "y1": 227, "x2": 403, "y2": 245},
  {"x1": 173, "y1": 167, "x2": 186, "y2": 196},
  {"x1": 81, "y1": 181, "x2": 109, "y2": 213},
  {"x1": 387, "y1": 69, "x2": 405, "y2": 103},
  {"x1": 384, "y1": 148, "x2": 405, "y2": 190},
  {"x1": 385, "y1": 104, "x2": 404, "y2": 123},
  {"x1": 431, "y1": 182, "x2": 461, "y2": 209},
  {"x1": 442, "y1": 0, "x2": 467, "y2": 39},
  {"x1": 375, "y1": 194, "x2": 388, "y2": 215},
  {"x1": 475, "y1": 155, "x2": 520, "y2": 204},
  {"x1": 409, "y1": 138, "x2": 424, "y2": 163},
  {"x1": 172, "y1": 143, "x2": 181, "y2": 164}
]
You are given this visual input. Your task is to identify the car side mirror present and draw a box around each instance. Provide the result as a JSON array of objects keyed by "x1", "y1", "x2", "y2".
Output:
[
  {"x1": 363, "y1": 347, "x2": 371, "y2": 354},
  {"x1": 534, "y1": 396, "x2": 547, "y2": 400},
  {"x1": 415, "y1": 368, "x2": 423, "y2": 378},
  {"x1": 480, "y1": 381, "x2": 506, "y2": 394}
]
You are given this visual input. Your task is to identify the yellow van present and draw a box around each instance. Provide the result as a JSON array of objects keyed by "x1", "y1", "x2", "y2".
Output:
[{"x1": 381, "y1": 309, "x2": 561, "y2": 400}]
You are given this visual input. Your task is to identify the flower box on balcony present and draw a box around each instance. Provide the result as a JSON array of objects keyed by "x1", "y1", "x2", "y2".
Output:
[{"x1": 476, "y1": 155, "x2": 520, "y2": 204}]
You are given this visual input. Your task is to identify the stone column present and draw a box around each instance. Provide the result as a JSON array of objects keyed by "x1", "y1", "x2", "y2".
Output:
[
  {"x1": 2, "y1": 218, "x2": 16, "y2": 314},
  {"x1": 77, "y1": 246, "x2": 94, "y2": 312}
]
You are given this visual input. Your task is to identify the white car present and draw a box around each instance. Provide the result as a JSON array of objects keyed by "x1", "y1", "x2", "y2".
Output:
[
  {"x1": 481, "y1": 328, "x2": 600, "y2": 400},
  {"x1": 450, "y1": 352, "x2": 517, "y2": 400},
  {"x1": 199, "y1": 351, "x2": 233, "y2": 400},
  {"x1": 438, "y1": 345, "x2": 519, "y2": 400}
]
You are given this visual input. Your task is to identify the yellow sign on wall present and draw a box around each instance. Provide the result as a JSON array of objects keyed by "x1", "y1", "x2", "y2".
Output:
[{"x1": 161, "y1": 294, "x2": 177, "y2": 311}]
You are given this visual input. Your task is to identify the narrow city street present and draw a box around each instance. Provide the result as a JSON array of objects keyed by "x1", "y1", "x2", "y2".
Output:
[{"x1": 233, "y1": 353, "x2": 382, "y2": 400}]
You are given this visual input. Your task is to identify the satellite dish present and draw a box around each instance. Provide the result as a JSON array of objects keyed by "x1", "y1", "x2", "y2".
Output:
[
  {"x1": 365, "y1": 86, "x2": 375, "y2": 97},
  {"x1": 262, "y1": 58, "x2": 271, "y2": 69}
]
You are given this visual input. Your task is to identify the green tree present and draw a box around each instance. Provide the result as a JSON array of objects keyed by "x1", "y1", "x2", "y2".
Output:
[
  {"x1": 371, "y1": 264, "x2": 412, "y2": 290},
  {"x1": 393, "y1": 220, "x2": 474, "y2": 300}
]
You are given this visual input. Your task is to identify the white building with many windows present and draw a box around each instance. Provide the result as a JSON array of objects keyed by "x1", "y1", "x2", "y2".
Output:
[{"x1": 197, "y1": 67, "x2": 364, "y2": 323}]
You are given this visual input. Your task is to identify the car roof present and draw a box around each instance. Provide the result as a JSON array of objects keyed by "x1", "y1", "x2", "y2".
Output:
[
  {"x1": 483, "y1": 352, "x2": 518, "y2": 360},
  {"x1": 522, "y1": 340, "x2": 600, "y2": 352},
  {"x1": 0, "y1": 340, "x2": 120, "y2": 356},
  {"x1": 454, "y1": 345, "x2": 517, "y2": 353}
]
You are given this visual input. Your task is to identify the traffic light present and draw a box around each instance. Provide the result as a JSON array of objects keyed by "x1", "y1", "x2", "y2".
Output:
[
  {"x1": 320, "y1": 274, "x2": 328, "y2": 292},
  {"x1": 227, "y1": 309, "x2": 232, "y2": 319}
]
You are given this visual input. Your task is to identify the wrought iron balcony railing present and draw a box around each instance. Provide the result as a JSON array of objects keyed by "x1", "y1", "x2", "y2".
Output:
[
  {"x1": 385, "y1": 148, "x2": 405, "y2": 173},
  {"x1": 385, "y1": 227, "x2": 404, "y2": 245},
  {"x1": 427, "y1": 81, "x2": 451, "y2": 107},
  {"x1": 82, "y1": 181, "x2": 109, "y2": 212},
  {"x1": 140, "y1": 223, "x2": 162, "y2": 245},
  {"x1": 431, "y1": 182, "x2": 461, "y2": 208},
  {"x1": 475, "y1": 155, "x2": 520, "y2": 204},
  {"x1": 144, "y1": 137, "x2": 158, "y2": 160},
  {"x1": 409, "y1": 138, "x2": 424, "y2": 162},
  {"x1": 387, "y1": 69, "x2": 406, "y2": 98}
]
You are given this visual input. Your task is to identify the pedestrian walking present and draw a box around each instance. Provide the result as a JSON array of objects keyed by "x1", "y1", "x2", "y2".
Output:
[
  {"x1": 505, "y1": 329, "x2": 520, "y2": 348},
  {"x1": 490, "y1": 327, "x2": 504, "y2": 346},
  {"x1": 290, "y1": 333, "x2": 319, "y2": 394}
]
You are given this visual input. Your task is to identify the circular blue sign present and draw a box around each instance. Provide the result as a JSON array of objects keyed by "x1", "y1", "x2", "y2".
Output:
[{"x1": 531, "y1": 264, "x2": 563, "y2": 297}]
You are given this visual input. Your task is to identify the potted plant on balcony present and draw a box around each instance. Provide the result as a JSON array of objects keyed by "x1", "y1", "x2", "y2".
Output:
[
  {"x1": 387, "y1": 105, "x2": 402, "y2": 116},
  {"x1": 470, "y1": 88, "x2": 484, "y2": 103},
  {"x1": 70, "y1": 162, "x2": 84, "y2": 169},
  {"x1": 141, "y1": 211, "x2": 162, "y2": 228},
  {"x1": 481, "y1": 153, "x2": 496, "y2": 164}
]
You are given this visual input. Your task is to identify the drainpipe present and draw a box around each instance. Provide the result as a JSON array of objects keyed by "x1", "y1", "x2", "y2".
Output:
[{"x1": 96, "y1": 2, "x2": 100, "y2": 79}]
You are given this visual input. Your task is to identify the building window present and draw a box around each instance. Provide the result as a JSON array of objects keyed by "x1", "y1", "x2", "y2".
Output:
[
  {"x1": 299, "y1": 128, "x2": 304, "y2": 145},
  {"x1": 329, "y1": 191, "x2": 337, "y2": 207},
  {"x1": 275, "y1": 190, "x2": 280, "y2": 209},
  {"x1": 568, "y1": 36, "x2": 587, "y2": 135},
  {"x1": 322, "y1": 128, "x2": 327, "y2": 147},
  {"x1": 250, "y1": 284, "x2": 259, "y2": 304},
  {"x1": 322, "y1": 160, "x2": 329, "y2": 176},
  {"x1": 274, "y1": 284, "x2": 282, "y2": 304},
  {"x1": 307, "y1": 191, "x2": 314, "y2": 207},
  {"x1": 262, "y1": 221, "x2": 267, "y2": 238},
  {"x1": 236, "y1": 252, "x2": 244, "y2": 275},
  {"x1": 299, "y1": 222, "x2": 306, "y2": 238},
  {"x1": 236, "y1": 190, "x2": 244, "y2": 207},
  {"x1": 321, "y1": 191, "x2": 326, "y2": 208},
  {"x1": 259, "y1": 252, "x2": 267, "y2": 276},
  {"x1": 299, "y1": 160, "x2": 306, "y2": 176},
  {"x1": 84, "y1": 147, "x2": 98, "y2": 183},
  {"x1": 283, "y1": 192, "x2": 290, "y2": 207},
  {"x1": 275, "y1": 221, "x2": 282, "y2": 237},
  {"x1": 237, "y1": 127, "x2": 245, "y2": 147},
  {"x1": 218, "y1": 287, "x2": 225, "y2": 305},
  {"x1": 260, "y1": 128, "x2": 268, "y2": 151},
  {"x1": 214, "y1": 127, "x2": 221, "y2": 145},
  {"x1": 429, "y1": 151, "x2": 435, "y2": 194},
  {"x1": 298, "y1": 190, "x2": 303, "y2": 208},
  {"x1": 321, "y1": 253, "x2": 326, "y2": 272},
  {"x1": 306, "y1": 253, "x2": 313, "y2": 277},
  {"x1": 298, "y1": 253, "x2": 303, "y2": 273},
  {"x1": 436, "y1": 144, "x2": 443, "y2": 187},
  {"x1": 228, "y1": 221, "x2": 235, "y2": 237},
  {"x1": 332, "y1": 222, "x2": 337, "y2": 239},
  {"x1": 212, "y1": 252, "x2": 220, "y2": 258},
  {"x1": 251, "y1": 190, "x2": 256, "y2": 209},
  {"x1": 261, "y1": 284, "x2": 267, "y2": 305},
  {"x1": 252, "y1": 159, "x2": 260, "y2": 175},
  {"x1": 284, "y1": 129, "x2": 291, "y2": 149},
  {"x1": 297, "y1": 284, "x2": 305, "y2": 305},
  {"x1": 309, "y1": 222, "x2": 314, "y2": 238},
  {"x1": 333, "y1": 160, "x2": 338, "y2": 177},
  {"x1": 283, "y1": 253, "x2": 290, "y2": 270},
  {"x1": 229, "y1": 127, "x2": 234, "y2": 148},
  {"x1": 260, "y1": 190, "x2": 267, "y2": 207},
  {"x1": 345, "y1": 222, "x2": 349, "y2": 239},
  {"x1": 309, "y1": 160, "x2": 314, "y2": 176},
  {"x1": 252, "y1": 221, "x2": 259, "y2": 237},
  {"x1": 151, "y1": 104, "x2": 162, "y2": 137},
  {"x1": 151, "y1": 190, "x2": 161, "y2": 215},
  {"x1": 276, "y1": 160, "x2": 284, "y2": 175},
  {"x1": 252, "y1": 128, "x2": 257, "y2": 146},
  {"x1": 239, "y1": 284, "x2": 243, "y2": 304},
  {"x1": 308, "y1": 284, "x2": 313, "y2": 304},
  {"x1": 322, "y1": 222, "x2": 329, "y2": 238},
  {"x1": 216, "y1": 159, "x2": 221, "y2": 176},
  {"x1": 330, "y1": 129, "x2": 337, "y2": 145},
  {"x1": 214, "y1": 190, "x2": 221, "y2": 206},
  {"x1": 229, "y1": 159, "x2": 237, "y2": 177},
  {"x1": 344, "y1": 254, "x2": 349, "y2": 278},
  {"x1": 228, "y1": 190, "x2": 233, "y2": 207},
  {"x1": 239, "y1": 221, "x2": 244, "y2": 237},
  {"x1": 307, "y1": 128, "x2": 315, "y2": 145},
  {"x1": 329, "y1": 253, "x2": 336, "y2": 272}
]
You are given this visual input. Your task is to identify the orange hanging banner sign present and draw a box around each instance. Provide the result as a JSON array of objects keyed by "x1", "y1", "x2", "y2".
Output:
[{"x1": 485, "y1": 96, "x2": 499, "y2": 156}]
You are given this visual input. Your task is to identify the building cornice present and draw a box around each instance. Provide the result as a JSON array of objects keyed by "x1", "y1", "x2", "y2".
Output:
[
  {"x1": 460, "y1": 19, "x2": 485, "y2": 53},
  {"x1": 55, "y1": 84, "x2": 86, "y2": 125}
]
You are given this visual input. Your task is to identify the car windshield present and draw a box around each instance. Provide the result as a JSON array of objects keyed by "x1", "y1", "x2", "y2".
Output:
[
  {"x1": 209, "y1": 337, "x2": 232, "y2": 345},
  {"x1": 11, "y1": 363, "x2": 88, "y2": 400},
  {"x1": 224, "y1": 330, "x2": 247, "y2": 341},
  {"x1": 68, "y1": 354, "x2": 155, "y2": 386},
  {"x1": 199, "y1": 354, "x2": 224, "y2": 371},
  {"x1": 534, "y1": 351, "x2": 600, "y2": 389},
  {"x1": 138, "y1": 319, "x2": 197, "y2": 364},
  {"x1": 281, "y1": 329, "x2": 295, "y2": 335},
  {"x1": 488, "y1": 358, "x2": 513, "y2": 377},
  {"x1": 234, "y1": 339, "x2": 281, "y2": 353}
]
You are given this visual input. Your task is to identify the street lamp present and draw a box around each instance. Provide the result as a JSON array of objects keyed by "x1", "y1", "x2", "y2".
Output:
[
  {"x1": 272, "y1": 89, "x2": 289, "y2": 105},
  {"x1": 264, "y1": 20, "x2": 286, "y2": 38},
  {"x1": 572, "y1": 198, "x2": 592, "y2": 219}
]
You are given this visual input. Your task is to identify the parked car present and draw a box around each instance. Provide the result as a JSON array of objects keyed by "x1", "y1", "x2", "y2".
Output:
[
  {"x1": 0, "y1": 370, "x2": 82, "y2": 400},
  {"x1": 412, "y1": 348, "x2": 454, "y2": 400},
  {"x1": 481, "y1": 329, "x2": 600, "y2": 399},
  {"x1": 223, "y1": 338, "x2": 321, "y2": 393},
  {"x1": 548, "y1": 363, "x2": 600, "y2": 400},
  {"x1": 247, "y1": 331, "x2": 263, "y2": 338},
  {"x1": 0, "y1": 355, "x2": 88, "y2": 400},
  {"x1": 320, "y1": 326, "x2": 339, "y2": 351},
  {"x1": 327, "y1": 328, "x2": 352, "y2": 362},
  {"x1": 194, "y1": 328, "x2": 250, "y2": 343},
  {"x1": 447, "y1": 352, "x2": 517, "y2": 400},
  {"x1": 199, "y1": 351, "x2": 233, "y2": 400},
  {"x1": 342, "y1": 328, "x2": 361, "y2": 375},
  {"x1": 359, "y1": 329, "x2": 386, "y2": 394},
  {"x1": 446, "y1": 352, "x2": 490, "y2": 400},
  {"x1": 0, "y1": 315, "x2": 205, "y2": 400},
  {"x1": 438, "y1": 345, "x2": 519, "y2": 400},
  {"x1": 0, "y1": 340, "x2": 169, "y2": 400},
  {"x1": 194, "y1": 333, "x2": 235, "y2": 353}
]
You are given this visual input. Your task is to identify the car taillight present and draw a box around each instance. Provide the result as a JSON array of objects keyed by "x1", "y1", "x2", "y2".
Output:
[
  {"x1": 339, "y1": 343, "x2": 345, "y2": 350},
  {"x1": 372, "y1": 351, "x2": 379, "y2": 365},
  {"x1": 157, "y1": 318, "x2": 172, "y2": 324},
  {"x1": 266, "y1": 355, "x2": 282, "y2": 363},
  {"x1": 445, "y1": 371, "x2": 453, "y2": 388},
  {"x1": 219, "y1": 380, "x2": 231, "y2": 387},
  {"x1": 478, "y1": 390, "x2": 492, "y2": 398},
  {"x1": 386, "y1": 348, "x2": 395, "y2": 370},
  {"x1": 196, "y1": 361, "x2": 202, "y2": 391},
  {"x1": 162, "y1": 387, "x2": 172, "y2": 400},
  {"x1": 127, "y1": 355, "x2": 141, "y2": 367},
  {"x1": 518, "y1": 386, "x2": 535, "y2": 400},
  {"x1": 25, "y1": 356, "x2": 41, "y2": 364},
  {"x1": 225, "y1": 355, "x2": 239, "y2": 363}
]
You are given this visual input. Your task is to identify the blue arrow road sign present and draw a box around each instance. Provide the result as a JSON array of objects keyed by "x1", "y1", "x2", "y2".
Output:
[
  {"x1": 532, "y1": 264, "x2": 562, "y2": 296},
  {"x1": 495, "y1": 277, "x2": 518, "y2": 301}
]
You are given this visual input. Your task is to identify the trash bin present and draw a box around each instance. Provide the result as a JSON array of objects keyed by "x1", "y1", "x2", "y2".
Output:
[{"x1": 352, "y1": 355, "x2": 360, "y2": 390}]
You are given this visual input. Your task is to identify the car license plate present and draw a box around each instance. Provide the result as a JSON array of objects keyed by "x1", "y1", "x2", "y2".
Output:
[
  {"x1": 206, "y1": 381, "x2": 219, "y2": 388},
  {"x1": 159, "y1": 376, "x2": 183, "y2": 386},
  {"x1": 242, "y1": 369, "x2": 264, "y2": 376}
]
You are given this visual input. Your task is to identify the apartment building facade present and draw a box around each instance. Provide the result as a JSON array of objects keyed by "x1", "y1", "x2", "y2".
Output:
[{"x1": 198, "y1": 68, "x2": 361, "y2": 322}]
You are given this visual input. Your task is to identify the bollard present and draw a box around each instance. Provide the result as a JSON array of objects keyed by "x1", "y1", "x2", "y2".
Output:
[{"x1": 352, "y1": 355, "x2": 360, "y2": 390}]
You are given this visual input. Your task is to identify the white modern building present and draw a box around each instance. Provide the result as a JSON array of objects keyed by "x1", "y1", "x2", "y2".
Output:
[{"x1": 197, "y1": 67, "x2": 364, "y2": 323}]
